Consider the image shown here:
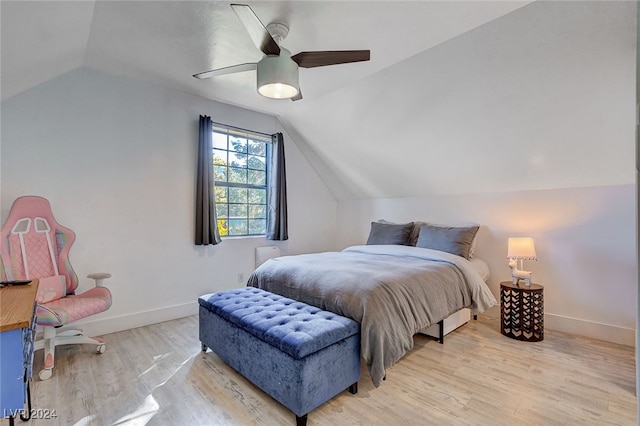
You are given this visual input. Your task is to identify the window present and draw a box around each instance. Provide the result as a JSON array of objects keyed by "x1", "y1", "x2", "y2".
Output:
[{"x1": 212, "y1": 125, "x2": 269, "y2": 237}]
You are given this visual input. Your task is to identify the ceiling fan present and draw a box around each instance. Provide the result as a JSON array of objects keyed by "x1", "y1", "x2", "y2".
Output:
[{"x1": 193, "y1": 3, "x2": 371, "y2": 101}]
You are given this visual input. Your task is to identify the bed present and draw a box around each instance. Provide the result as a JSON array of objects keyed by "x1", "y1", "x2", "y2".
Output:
[
  {"x1": 419, "y1": 256, "x2": 490, "y2": 340},
  {"x1": 247, "y1": 221, "x2": 497, "y2": 387}
]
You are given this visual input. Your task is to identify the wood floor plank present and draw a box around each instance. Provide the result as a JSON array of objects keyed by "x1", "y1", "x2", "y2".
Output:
[{"x1": 2, "y1": 307, "x2": 636, "y2": 425}]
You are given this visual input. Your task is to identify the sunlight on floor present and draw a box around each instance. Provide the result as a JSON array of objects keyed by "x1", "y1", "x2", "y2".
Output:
[
  {"x1": 72, "y1": 415, "x2": 96, "y2": 425},
  {"x1": 112, "y1": 394, "x2": 159, "y2": 426},
  {"x1": 138, "y1": 352, "x2": 173, "y2": 378},
  {"x1": 101, "y1": 351, "x2": 200, "y2": 426},
  {"x1": 150, "y1": 351, "x2": 200, "y2": 390}
]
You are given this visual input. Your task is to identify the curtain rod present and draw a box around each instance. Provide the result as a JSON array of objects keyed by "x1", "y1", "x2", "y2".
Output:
[{"x1": 212, "y1": 121, "x2": 274, "y2": 138}]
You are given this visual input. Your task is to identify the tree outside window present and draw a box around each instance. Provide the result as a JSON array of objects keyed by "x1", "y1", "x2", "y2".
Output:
[{"x1": 213, "y1": 126, "x2": 268, "y2": 237}]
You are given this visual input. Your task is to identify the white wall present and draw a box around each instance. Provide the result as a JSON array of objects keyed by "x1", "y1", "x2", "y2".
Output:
[
  {"x1": 328, "y1": 1, "x2": 637, "y2": 347},
  {"x1": 283, "y1": 1, "x2": 636, "y2": 200},
  {"x1": 0, "y1": 67, "x2": 337, "y2": 336},
  {"x1": 337, "y1": 184, "x2": 636, "y2": 346}
]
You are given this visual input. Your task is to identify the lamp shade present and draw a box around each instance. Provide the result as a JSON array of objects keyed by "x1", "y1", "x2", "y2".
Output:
[
  {"x1": 256, "y1": 49, "x2": 299, "y2": 99},
  {"x1": 507, "y1": 237, "x2": 537, "y2": 260}
]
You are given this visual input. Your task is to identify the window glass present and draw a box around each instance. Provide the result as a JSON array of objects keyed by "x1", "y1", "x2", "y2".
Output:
[{"x1": 213, "y1": 125, "x2": 269, "y2": 237}]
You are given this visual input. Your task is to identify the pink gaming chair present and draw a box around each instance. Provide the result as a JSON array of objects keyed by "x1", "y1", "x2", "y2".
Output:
[{"x1": 0, "y1": 196, "x2": 112, "y2": 380}]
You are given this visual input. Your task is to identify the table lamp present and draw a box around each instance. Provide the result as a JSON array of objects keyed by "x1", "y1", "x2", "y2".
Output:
[{"x1": 507, "y1": 237, "x2": 537, "y2": 286}]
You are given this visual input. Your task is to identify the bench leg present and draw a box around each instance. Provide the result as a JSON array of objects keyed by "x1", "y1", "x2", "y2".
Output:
[
  {"x1": 292, "y1": 389, "x2": 357, "y2": 426},
  {"x1": 296, "y1": 414, "x2": 308, "y2": 426}
]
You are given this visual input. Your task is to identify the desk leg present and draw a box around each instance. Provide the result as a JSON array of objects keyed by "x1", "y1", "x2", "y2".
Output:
[{"x1": 19, "y1": 380, "x2": 31, "y2": 421}]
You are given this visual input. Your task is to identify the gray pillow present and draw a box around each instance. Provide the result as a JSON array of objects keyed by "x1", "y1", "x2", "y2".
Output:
[
  {"x1": 409, "y1": 221, "x2": 427, "y2": 246},
  {"x1": 416, "y1": 224, "x2": 479, "y2": 259},
  {"x1": 366, "y1": 221, "x2": 414, "y2": 245}
]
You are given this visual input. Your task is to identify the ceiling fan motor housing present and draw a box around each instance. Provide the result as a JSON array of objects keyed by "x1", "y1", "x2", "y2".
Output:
[{"x1": 257, "y1": 48, "x2": 299, "y2": 99}]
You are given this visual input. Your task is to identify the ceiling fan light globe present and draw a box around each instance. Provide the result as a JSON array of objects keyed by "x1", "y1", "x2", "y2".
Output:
[
  {"x1": 258, "y1": 82, "x2": 298, "y2": 99},
  {"x1": 257, "y1": 52, "x2": 299, "y2": 100}
]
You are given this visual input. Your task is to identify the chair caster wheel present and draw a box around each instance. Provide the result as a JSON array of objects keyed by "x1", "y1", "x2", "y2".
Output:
[
  {"x1": 97, "y1": 344, "x2": 106, "y2": 354},
  {"x1": 39, "y1": 368, "x2": 52, "y2": 381}
]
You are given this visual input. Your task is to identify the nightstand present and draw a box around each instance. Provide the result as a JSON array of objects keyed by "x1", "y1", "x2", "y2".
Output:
[{"x1": 500, "y1": 281, "x2": 544, "y2": 342}]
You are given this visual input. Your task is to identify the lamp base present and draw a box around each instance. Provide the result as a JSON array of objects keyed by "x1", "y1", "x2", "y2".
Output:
[
  {"x1": 508, "y1": 258, "x2": 533, "y2": 287},
  {"x1": 512, "y1": 276, "x2": 532, "y2": 287}
]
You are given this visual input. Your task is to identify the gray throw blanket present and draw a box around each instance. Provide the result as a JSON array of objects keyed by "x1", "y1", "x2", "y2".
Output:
[{"x1": 247, "y1": 245, "x2": 497, "y2": 387}]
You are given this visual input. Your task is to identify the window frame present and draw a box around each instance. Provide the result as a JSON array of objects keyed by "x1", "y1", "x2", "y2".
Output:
[{"x1": 212, "y1": 124, "x2": 270, "y2": 238}]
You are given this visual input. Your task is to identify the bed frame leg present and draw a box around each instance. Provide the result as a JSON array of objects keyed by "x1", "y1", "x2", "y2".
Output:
[
  {"x1": 201, "y1": 342, "x2": 208, "y2": 352},
  {"x1": 349, "y1": 382, "x2": 358, "y2": 394},
  {"x1": 473, "y1": 314, "x2": 478, "y2": 320},
  {"x1": 296, "y1": 414, "x2": 308, "y2": 426},
  {"x1": 438, "y1": 319, "x2": 444, "y2": 344}
]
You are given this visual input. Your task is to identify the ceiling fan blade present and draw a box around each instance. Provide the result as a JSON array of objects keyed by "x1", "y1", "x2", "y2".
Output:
[
  {"x1": 291, "y1": 50, "x2": 370, "y2": 68},
  {"x1": 290, "y1": 90, "x2": 303, "y2": 102},
  {"x1": 193, "y1": 63, "x2": 257, "y2": 80},
  {"x1": 231, "y1": 4, "x2": 280, "y2": 56}
]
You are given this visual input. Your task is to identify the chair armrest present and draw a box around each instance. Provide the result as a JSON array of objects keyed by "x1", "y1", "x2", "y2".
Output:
[{"x1": 87, "y1": 272, "x2": 111, "y2": 287}]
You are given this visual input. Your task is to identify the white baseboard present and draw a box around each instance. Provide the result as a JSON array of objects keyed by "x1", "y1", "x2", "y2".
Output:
[
  {"x1": 545, "y1": 313, "x2": 635, "y2": 347},
  {"x1": 67, "y1": 301, "x2": 199, "y2": 338},
  {"x1": 61, "y1": 303, "x2": 636, "y2": 349}
]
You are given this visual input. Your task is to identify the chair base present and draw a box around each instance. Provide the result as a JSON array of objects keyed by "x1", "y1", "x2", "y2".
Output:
[{"x1": 34, "y1": 325, "x2": 106, "y2": 380}]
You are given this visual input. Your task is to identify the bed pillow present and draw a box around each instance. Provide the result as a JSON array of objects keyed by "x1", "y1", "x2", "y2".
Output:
[
  {"x1": 416, "y1": 224, "x2": 479, "y2": 259},
  {"x1": 409, "y1": 221, "x2": 426, "y2": 247},
  {"x1": 366, "y1": 221, "x2": 414, "y2": 245},
  {"x1": 410, "y1": 221, "x2": 480, "y2": 258}
]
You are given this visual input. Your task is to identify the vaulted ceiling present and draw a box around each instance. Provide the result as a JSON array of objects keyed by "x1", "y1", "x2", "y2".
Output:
[
  {"x1": 1, "y1": 1, "x2": 528, "y2": 109},
  {"x1": 2, "y1": 1, "x2": 635, "y2": 200}
]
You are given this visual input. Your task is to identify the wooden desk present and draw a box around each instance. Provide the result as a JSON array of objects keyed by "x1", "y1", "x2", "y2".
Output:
[
  {"x1": 0, "y1": 280, "x2": 38, "y2": 424},
  {"x1": 1, "y1": 281, "x2": 38, "y2": 331}
]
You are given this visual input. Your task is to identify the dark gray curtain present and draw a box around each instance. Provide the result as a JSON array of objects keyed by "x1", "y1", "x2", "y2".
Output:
[
  {"x1": 195, "y1": 115, "x2": 221, "y2": 245},
  {"x1": 266, "y1": 132, "x2": 288, "y2": 240}
]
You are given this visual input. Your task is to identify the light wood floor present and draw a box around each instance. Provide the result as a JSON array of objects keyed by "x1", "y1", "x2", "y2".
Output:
[{"x1": 5, "y1": 306, "x2": 636, "y2": 425}]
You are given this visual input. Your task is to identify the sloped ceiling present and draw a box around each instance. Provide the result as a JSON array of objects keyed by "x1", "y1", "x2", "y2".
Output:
[
  {"x1": 1, "y1": 1, "x2": 635, "y2": 200},
  {"x1": 1, "y1": 1, "x2": 528, "y2": 106}
]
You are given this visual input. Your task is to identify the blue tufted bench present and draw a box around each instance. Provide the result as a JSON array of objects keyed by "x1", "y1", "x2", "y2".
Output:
[{"x1": 198, "y1": 287, "x2": 360, "y2": 426}]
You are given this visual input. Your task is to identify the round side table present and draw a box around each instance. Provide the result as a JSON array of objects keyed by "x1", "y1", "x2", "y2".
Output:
[{"x1": 500, "y1": 281, "x2": 544, "y2": 342}]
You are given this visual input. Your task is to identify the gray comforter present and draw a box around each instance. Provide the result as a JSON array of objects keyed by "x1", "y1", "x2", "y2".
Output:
[{"x1": 247, "y1": 245, "x2": 497, "y2": 387}]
